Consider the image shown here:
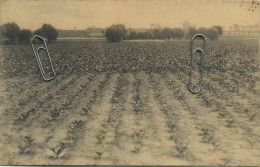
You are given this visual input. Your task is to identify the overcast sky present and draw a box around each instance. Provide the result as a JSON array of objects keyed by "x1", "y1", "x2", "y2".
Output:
[{"x1": 0, "y1": 0, "x2": 259, "y2": 30}]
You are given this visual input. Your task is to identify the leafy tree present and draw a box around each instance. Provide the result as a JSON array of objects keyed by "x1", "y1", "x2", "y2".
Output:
[
  {"x1": 0, "y1": 26, "x2": 6, "y2": 44},
  {"x1": 153, "y1": 29, "x2": 163, "y2": 39},
  {"x1": 0, "y1": 26, "x2": 3, "y2": 41},
  {"x1": 137, "y1": 31, "x2": 153, "y2": 39},
  {"x1": 197, "y1": 27, "x2": 207, "y2": 36},
  {"x1": 144, "y1": 31, "x2": 154, "y2": 39},
  {"x1": 128, "y1": 31, "x2": 137, "y2": 40},
  {"x1": 187, "y1": 27, "x2": 197, "y2": 39},
  {"x1": 173, "y1": 28, "x2": 184, "y2": 39},
  {"x1": 18, "y1": 29, "x2": 33, "y2": 44},
  {"x1": 116, "y1": 24, "x2": 127, "y2": 40},
  {"x1": 105, "y1": 24, "x2": 127, "y2": 42},
  {"x1": 162, "y1": 28, "x2": 173, "y2": 40},
  {"x1": 206, "y1": 28, "x2": 219, "y2": 40},
  {"x1": 213, "y1": 25, "x2": 223, "y2": 35},
  {"x1": 2, "y1": 22, "x2": 21, "y2": 44},
  {"x1": 34, "y1": 28, "x2": 44, "y2": 37},
  {"x1": 34, "y1": 24, "x2": 58, "y2": 43}
]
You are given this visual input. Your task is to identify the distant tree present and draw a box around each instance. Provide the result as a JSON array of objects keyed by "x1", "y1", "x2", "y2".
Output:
[
  {"x1": 18, "y1": 29, "x2": 33, "y2": 44},
  {"x1": 213, "y1": 25, "x2": 223, "y2": 35},
  {"x1": 2, "y1": 22, "x2": 21, "y2": 44},
  {"x1": 0, "y1": 25, "x2": 3, "y2": 41},
  {"x1": 173, "y1": 28, "x2": 184, "y2": 39},
  {"x1": 153, "y1": 29, "x2": 163, "y2": 39},
  {"x1": 137, "y1": 31, "x2": 153, "y2": 39},
  {"x1": 34, "y1": 28, "x2": 44, "y2": 37},
  {"x1": 137, "y1": 32, "x2": 144, "y2": 39},
  {"x1": 197, "y1": 27, "x2": 207, "y2": 36},
  {"x1": 206, "y1": 28, "x2": 219, "y2": 40},
  {"x1": 105, "y1": 24, "x2": 127, "y2": 42},
  {"x1": 128, "y1": 31, "x2": 137, "y2": 40},
  {"x1": 116, "y1": 24, "x2": 127, "y2": 40},
  {"x1": 34, "y1": 24, "x2": 58, "y2": 43},
  {"x1": 187, "y1": 27, "x2": 197, "y2": 39},
  {"x1": 144, "y1": 30, "x2": 154, "y2": 39},
  {"x1": 162, "y1": 28, "x2": 173, "y2": 40}
]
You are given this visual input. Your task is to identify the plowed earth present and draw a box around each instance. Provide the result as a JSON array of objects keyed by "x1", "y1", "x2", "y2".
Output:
[{"x1": 0, "y1": 39, "x2": 259, "y2": 165}]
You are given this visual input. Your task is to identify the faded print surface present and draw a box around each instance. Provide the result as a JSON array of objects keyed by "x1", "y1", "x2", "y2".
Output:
[{"x1": 0, "y1": 0, "x2": 259, "y2": 165}]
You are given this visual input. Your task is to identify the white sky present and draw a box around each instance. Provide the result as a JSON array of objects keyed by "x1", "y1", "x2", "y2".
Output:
[{"x1": 0, "y1": 0, "x2": 259, "y2": 30}]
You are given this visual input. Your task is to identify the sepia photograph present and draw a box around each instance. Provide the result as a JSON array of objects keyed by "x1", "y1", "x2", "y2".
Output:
[{"x1": 0, "y1": 0, "x2": 259, "y2": 165}]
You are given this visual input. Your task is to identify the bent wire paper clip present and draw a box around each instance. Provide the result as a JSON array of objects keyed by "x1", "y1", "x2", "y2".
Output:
[
  {"x1": 31, "y1": 35, "x2": 56, "y2": 81},
  {"x1": 189, "y1": 34, "x2": 206, "y2": 93}
]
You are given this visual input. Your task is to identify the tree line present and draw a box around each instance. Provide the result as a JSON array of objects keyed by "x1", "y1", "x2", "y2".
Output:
[
  {"x1": 0, "y1": 22, "x2": 223, "y2": 44},
  {"x1": 0, "y1": 22, "x2": 58, "y2": 45},
  {"x1": 105, "y1": 24, "x2": 223, "y2": 42}
]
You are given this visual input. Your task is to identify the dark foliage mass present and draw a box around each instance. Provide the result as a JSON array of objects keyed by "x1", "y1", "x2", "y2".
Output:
[
  {"x1": 173, "y1": 28, "x2": 185, "y2": 39},
  {"x1": 213, "y1": 25, "x2": 223, "y2": 35},
  {"x1": 117, "y1": 25, "x2": 222, "y2": 41},
  {"x1": 1, "y1": 22, "x2": 21, "y2": 44},
  {"x1": 128, "y1": 28, "x2": 185, "y2": 40},
  {"x1": 127, "y1": 25, "x2": 222, "y2": 41},
  {"x1": 18, "y1": 29, "x2": 33, "y2": 44},
  {"x1": 105, "y1": 24, "x2": 127, "y2": 42},
  {"x1": 34, "y1": 24, "x2": 59, "y2": 43},
  {"x1": 0, "y1": 22, "x2": 58, "y2": 45}
]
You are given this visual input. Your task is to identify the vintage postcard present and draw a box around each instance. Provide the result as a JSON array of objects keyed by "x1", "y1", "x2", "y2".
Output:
[{"x1": 0, "y1": 0, "x2": 259, "y2": 165}]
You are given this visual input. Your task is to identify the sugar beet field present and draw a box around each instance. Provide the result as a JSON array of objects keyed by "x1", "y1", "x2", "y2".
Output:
[{"x1": 0, "y1": 39, "x2": 259, "y2": 165}]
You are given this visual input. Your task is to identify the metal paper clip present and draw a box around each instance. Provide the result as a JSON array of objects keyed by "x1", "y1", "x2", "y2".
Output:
[
  {"x1": 31, "y1": 35, "x2": 56, "y2": 81},
  {"x1": 189, "y1": 34, "x2": 206, "y2": 93}
]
